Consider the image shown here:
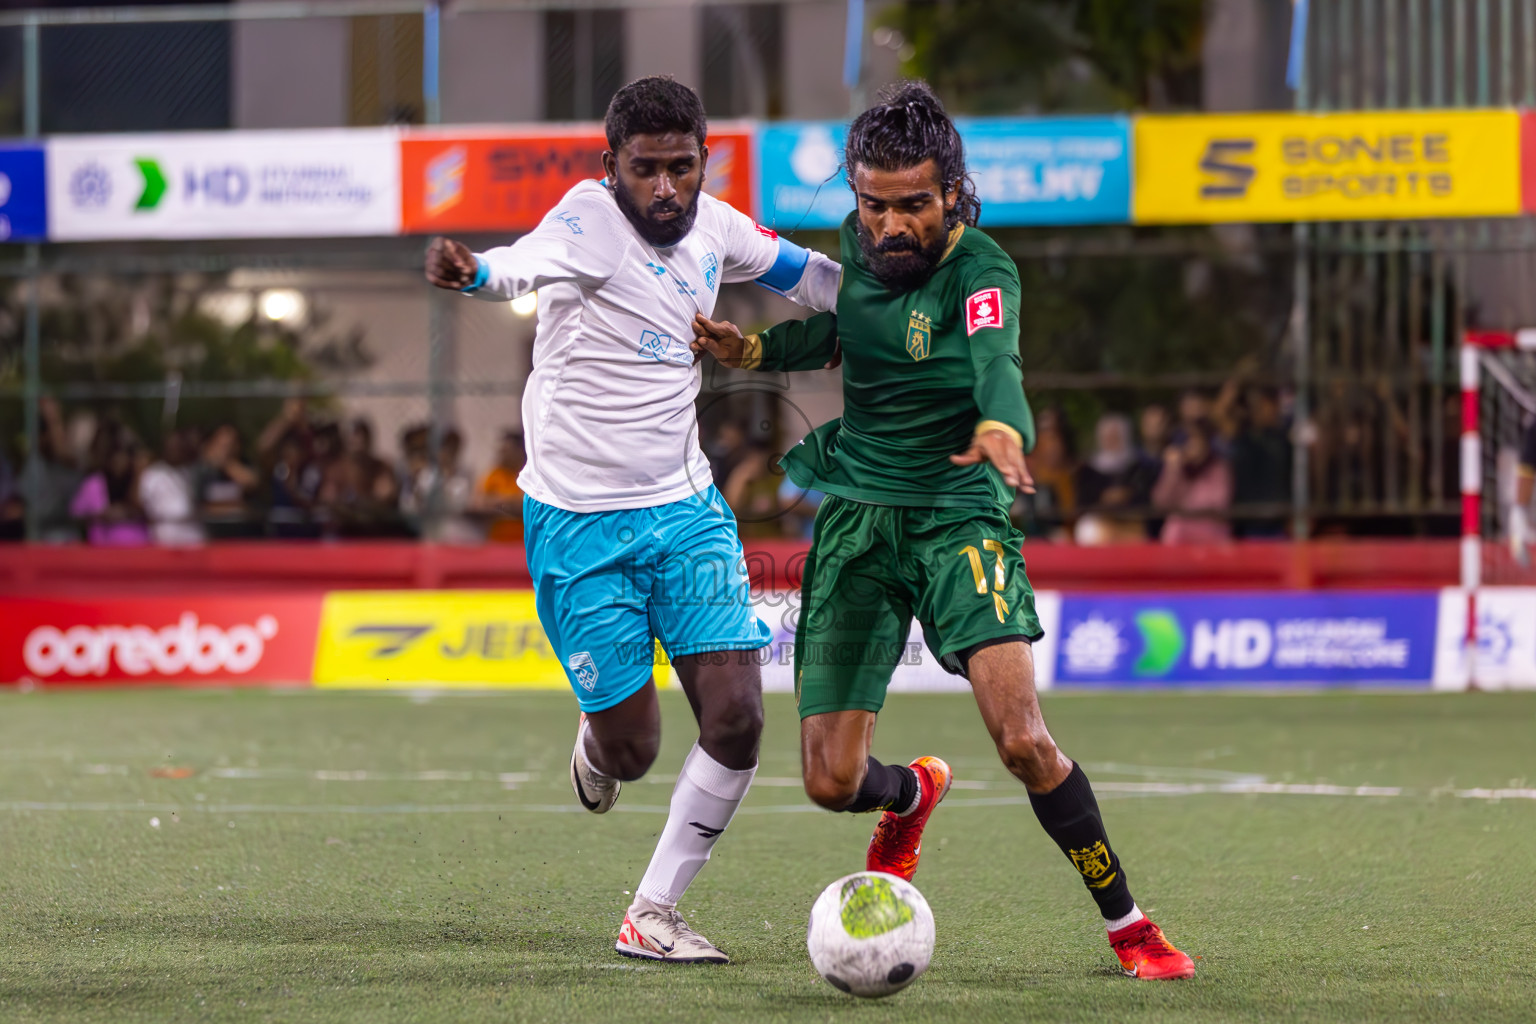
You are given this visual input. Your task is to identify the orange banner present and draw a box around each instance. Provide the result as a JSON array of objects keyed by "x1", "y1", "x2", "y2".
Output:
[{"x1": 400, "y1": 125, "x2": 755, "y2": 234}]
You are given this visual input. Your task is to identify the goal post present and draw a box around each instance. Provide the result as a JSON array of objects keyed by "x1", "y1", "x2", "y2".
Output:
[{"x1": 1459, "y1": 329, "x2": 1536, "y2": 687}]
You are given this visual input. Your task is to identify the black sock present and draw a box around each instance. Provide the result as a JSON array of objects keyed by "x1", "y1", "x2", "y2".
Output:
[
  {"x1": 1028, "y1": 762, "x2": 1136, "y2": 922},
  {"x1": 842, "y1": 757, "x2": 918, "y2": 814}
]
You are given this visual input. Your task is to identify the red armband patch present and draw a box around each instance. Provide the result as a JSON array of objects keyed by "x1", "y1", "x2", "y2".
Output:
[
  {"x1": 965, "y1": 287, "x2": 1004, "y2": 336},
  {"x1": 755, "y1": 223, "x2": 779, "y2": 240}
]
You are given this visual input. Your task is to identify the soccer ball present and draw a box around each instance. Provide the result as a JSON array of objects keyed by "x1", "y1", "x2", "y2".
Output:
[{"x1": 806, "y1": 871, "x2": 935, "y2": 998}]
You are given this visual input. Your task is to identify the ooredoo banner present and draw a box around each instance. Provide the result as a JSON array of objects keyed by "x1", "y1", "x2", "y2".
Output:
[
  {"x1": 1054, "y1": 591, "x2": 1439, "y2": 687},
  {"x1": 399, "y1": 125, "x2": 756, "y2": 234},
  {"x1": 47, "y1": 129, "x2": 401, "y2": 240},
  {"x1": 0, "y1": 595, "x2": 322, "y2": 685}
]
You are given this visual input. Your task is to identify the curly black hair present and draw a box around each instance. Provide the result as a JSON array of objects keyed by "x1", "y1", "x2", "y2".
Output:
[
  {"x1": 603, "y1": 75, "x2": 708, "y2": 153},
  {"x1": 844, "y1": 80, "x2": 980, "y2": 228}
]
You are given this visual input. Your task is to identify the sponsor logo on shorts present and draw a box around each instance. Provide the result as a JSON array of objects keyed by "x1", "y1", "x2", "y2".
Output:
[
  {"x1": 965, "y1": 287, "x2": 1004, "y2": 335},
  {"x1": 569, "y1": 651, "x2": 599, "y2": 691}
]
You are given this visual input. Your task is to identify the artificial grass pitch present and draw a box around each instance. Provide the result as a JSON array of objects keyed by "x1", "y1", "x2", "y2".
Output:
[{"x1": 0, "y1": 688, "x2": 1533, "y2": 1023}]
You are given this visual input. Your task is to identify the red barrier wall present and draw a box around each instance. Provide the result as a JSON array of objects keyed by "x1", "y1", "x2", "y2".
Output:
[{"x1": 0, "y1": 539, "x2": 1459, "y2": 594}]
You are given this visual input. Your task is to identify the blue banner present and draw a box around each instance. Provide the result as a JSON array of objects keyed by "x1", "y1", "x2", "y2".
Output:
[
  {"x1": 755, "y1": 117, "x2": 1131, "y2": 231},
  {"x1": 0, "y1": 146, "x2": 47, "y2": 242},
  {"x1": 1053, "y1": 592, "x2": 1438, "y2": 687}
]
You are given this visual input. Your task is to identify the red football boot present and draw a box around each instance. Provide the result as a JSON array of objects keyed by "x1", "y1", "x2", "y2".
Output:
[
  {"x1": 865, "y1": 756, "x2": 952, "y2": 881},
  {"x1": 1108, "y1": 918, "x2": 1195, "y2": 979}
]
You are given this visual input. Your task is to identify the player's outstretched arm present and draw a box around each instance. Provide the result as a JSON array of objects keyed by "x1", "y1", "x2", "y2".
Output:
[
  {"x1": 692, "y1": 312, "x2": 840, "y2": 372},
  {"x1": 425, "y1": 237, "x2": 478, "y2": 290}
]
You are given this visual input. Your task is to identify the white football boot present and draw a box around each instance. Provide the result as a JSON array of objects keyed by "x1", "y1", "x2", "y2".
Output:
[
  {"x1": 569, "y1": 714, "x2": 620, "y2": 814},
  {"x1": 615, "y1": 894, "x2": 730, "y2": 964}
]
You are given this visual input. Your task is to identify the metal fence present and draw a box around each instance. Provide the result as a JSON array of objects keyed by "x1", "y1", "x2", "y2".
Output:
[{"x1": 3, "y1": 0, "x2": 1536, "y2": 546}]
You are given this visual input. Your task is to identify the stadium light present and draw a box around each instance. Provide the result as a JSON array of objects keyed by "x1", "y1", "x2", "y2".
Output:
[
  {"x1": 260, "y1": 289, "x2": 306, "y2": 324},
  {"x1": 511, "y1": 291, "x2": 538, "y2": 317}
]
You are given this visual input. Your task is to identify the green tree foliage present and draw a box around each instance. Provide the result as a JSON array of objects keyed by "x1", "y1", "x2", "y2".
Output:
[
  {"x1": 0, "y1": 274, "x2": 360, "y2": 462},
  {"x1": 884, "y1": 0, "x2": 1206, "y2": 114}
]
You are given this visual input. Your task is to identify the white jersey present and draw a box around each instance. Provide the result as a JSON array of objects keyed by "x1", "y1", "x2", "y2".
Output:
[{"x1": 469, "y1": 179, "x2": 839, "y2": 513}]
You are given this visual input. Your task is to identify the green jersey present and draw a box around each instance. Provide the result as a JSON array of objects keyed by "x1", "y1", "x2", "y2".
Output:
[{"x1": 743, "y1": 214, "x2": 1034, "y2": 508}]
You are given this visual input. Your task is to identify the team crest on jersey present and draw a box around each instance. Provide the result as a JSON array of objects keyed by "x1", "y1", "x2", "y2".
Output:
[
  {"x1": 569, "y1": 652, "x2": 599, "y2": 692},
  {"x1": 906, "y1": 311, "x2": 933, "y2": 361},
  {"x1": 700, "y1": 252, "x2": 720, "y2": 291},
  {"x1": 966, "y1": 287, "x2": 1004, "y2": 336}
]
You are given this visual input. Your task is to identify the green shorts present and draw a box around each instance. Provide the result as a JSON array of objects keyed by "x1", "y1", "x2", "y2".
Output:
[{"x1": 794, "y1": 495, "x2": 1042, "y2": 718}]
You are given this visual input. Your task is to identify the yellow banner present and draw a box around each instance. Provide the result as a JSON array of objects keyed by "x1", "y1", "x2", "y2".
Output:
[
  {"x1": 1133, "y1": 109, "x2": 1521, "y2": 223},
  {"x1": 314, "y1": 590, "x2": 570, "y2": 689}
]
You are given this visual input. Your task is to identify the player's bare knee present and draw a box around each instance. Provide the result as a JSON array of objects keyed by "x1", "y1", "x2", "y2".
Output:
[
  {"x1": 602, "y1": 735, "x2": 660, "y2": 781},
  {"x1": 996, "y1": 728, "x2": 1058, "y2": 788}
]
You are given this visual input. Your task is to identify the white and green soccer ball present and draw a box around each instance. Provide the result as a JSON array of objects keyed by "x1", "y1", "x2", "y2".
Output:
[{"x1": 806, "y1": 871, "x2": 935, "y2": 998}]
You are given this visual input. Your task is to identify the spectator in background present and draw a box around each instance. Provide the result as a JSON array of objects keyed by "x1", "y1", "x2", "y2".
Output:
[
  {"x1": 195, "y1": 424, "x2": 261, "y2": 537},
  {"x1": 28, "y1": 397, "x2": 85, "y2": 543},
  {"x1": 1074, "y1": 413, "x2": 1157, "y2": 545},
  {"x1": 475, "y1": 430, "x2": 526, "y2": 544},
  {"x1": 1139, "y1": 403, "x2": 1172, "y2": 460},
  {"x1": 139, "y1": 429, "x2": 203, "y2": 546},
  {"x1": 1152, "y1": 417, "x2": 1233, "y2": 545},
  {"x1": 1015, "y1": 406, "x2": 1076, "y2": 539},
  {"x1": 402, "y1": 427, "x2": 480, "y2": 544},
  {"x1": 321, "y1": 417, "x2": 400, "y2": 536},
  {"x1": 398, "y1": 423, "x2": 431, "y2": 495},
  {"x1": 1173, "y1": 389, "x2": 1218, "y2": 449},
  {"x1": 70, "y1": 423, "x2": 149, "y2": 546},
  {"x1": 1215, "y1": 381, "x2": 1291, "y2": 537},
  {"x1": 257, "y1": 400, "x2": 320, "y2": 538}
]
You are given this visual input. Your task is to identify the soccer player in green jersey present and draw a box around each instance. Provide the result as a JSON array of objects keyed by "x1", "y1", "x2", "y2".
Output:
[{"x1": 692, "y1": 82, "x2": 1194, "y2": 980}]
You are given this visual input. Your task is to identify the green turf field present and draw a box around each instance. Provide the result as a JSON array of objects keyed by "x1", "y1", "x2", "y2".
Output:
[{"x1": 1, "y1": 689, "x2": 1533, "y2": 1023}]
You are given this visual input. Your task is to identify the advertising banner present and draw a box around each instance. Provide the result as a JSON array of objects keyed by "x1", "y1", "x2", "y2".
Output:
[
  {"x1": 0, "y1": 595, "x2": 322, "y2": 685},
  {"x1": 754, "y1": 590, "x2": 1061, "y2": 693},
  {"x1": 1133, "y1": 109, "x2": 1521, "y2": 223},
  {"x1": 756, "y1": 118, "x2": 1131, "y2": 231},
  {"x1": 48, "y1": 129, "x2": 401, "y2": 240},
  {"x1": 399, "y1": 125, "x2": 755, "y2": 234},
  {"x1": 1433, "y1": 588, "x2": 1536, "y2": 691},
  {"x1": 313, "y1": 590, "x2": 567, "y2": 689},
  {"x1": 1522, "y1": 111, "x2": 1536, "y2": 213},
  {"x1": 0, "y1": 145, "x2": 47, "y2": 241},
  {"x1": 1054, "y1": 592, "x2": 1438, "y2": 687}
]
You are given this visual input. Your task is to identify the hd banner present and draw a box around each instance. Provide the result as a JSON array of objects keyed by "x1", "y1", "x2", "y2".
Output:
[
  {"x1": 1133, "y1": 109, "x2": 1522, "y2": 223},
  {"x1": 399, "y1": 124, "x2": 755, "y2": 234},
  {"x1": 0, "y1": 145, "x2": 48, "y2": 241},
  {"x1": 1053, "y1": 592, "x2": 1439, "y2": 687},
  {"x1": 756, "y1": 117, "x2": 1131, "y2": 231},
  {"x1": 47, "y1": 129, "x2": 401, "y2": 240}
]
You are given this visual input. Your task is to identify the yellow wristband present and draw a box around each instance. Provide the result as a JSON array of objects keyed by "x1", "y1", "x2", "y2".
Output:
[
  {"x1": 741, "y1": 333, "x2": 764, "y2": 371},
  {"x1": 975, "y1": 420, "x2": 1024, "y2": 447}
]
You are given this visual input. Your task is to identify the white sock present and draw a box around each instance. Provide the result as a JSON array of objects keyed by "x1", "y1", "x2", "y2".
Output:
[
  {"x1": 636, "y1": 743, "x2": 756, "y2": 908},
  {"x1": 1105, "y1": 904, "x2": 1145, "y2": 933}
]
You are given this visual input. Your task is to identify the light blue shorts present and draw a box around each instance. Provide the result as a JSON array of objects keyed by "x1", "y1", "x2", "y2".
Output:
[{"x1": 523, "y1": 485, "x2": 771, "y2": 712}]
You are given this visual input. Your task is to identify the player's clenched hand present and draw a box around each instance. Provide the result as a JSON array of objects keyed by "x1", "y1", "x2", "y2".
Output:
[
  {"x1": 691, "y1": 314, "x2": 747, "y2": 368},
  {"x1": 950, "y1": 429, "x2": 1036, "y2": 493},
  {"x1": 425, "y1": 237, "x2": 478, "y2": 290}
]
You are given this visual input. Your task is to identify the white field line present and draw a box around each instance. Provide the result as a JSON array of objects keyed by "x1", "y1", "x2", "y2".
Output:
[{"x1": 3, "y1": 784, "x2": 1535, "y2": 816}]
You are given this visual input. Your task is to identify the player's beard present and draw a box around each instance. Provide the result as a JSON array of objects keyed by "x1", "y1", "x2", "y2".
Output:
[
  {"x1": 612, "y1": 181, "x2": 702, "y2": 248},
  {"x1": 855, "y1": 218, "x2": 948, "y2": 292}
]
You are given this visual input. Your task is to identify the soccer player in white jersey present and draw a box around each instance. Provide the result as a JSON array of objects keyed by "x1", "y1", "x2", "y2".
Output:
[{"x1": 425, "y1": 77, "x2": 838, "y2": 963}]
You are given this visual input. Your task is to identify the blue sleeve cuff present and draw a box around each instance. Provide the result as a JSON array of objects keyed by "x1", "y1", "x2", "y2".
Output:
[
  {"x1": 461, "y1": 255, "x2": 490, "y2": 293},
  {"x1": 755, "y1": 236, "x2": 810, "y2": 295}
]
